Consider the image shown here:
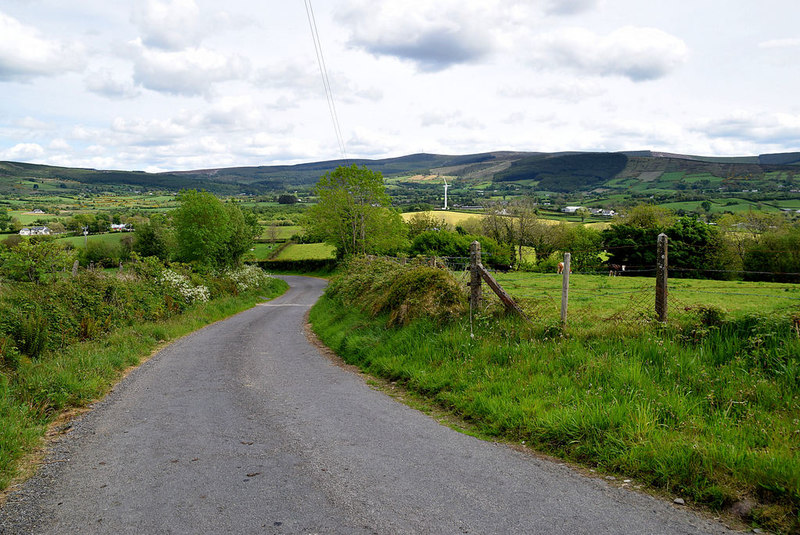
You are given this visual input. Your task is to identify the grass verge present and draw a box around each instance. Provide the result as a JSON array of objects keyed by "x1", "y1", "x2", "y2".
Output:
[
  {"x1": 310, "y1": 290, "x2": 800, "y2": 534},
  {"x1": 0, "y1": 278, "x2": 288, "y2": 493}
]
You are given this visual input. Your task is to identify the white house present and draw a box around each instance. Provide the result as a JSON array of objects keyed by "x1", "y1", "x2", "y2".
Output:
[
  {"x1": 19, "y1": 226, "x2": 51, "y2": 236},
  {"x1": 110, "y1": 223, "x2": 132, "y2": 231}
]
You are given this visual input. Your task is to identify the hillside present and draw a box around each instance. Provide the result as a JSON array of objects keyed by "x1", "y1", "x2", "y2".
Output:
[{"x1": 2, "y1": 150, "x2": 800, "y2": 196}]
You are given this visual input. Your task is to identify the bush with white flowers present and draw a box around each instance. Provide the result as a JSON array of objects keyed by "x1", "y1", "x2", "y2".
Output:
[
  {"x1": 159, "y1": 268, "x2": 210, "y2": 303},
  {"x1": 224, "y1": 264, "x2": 274, "y2": 293}
]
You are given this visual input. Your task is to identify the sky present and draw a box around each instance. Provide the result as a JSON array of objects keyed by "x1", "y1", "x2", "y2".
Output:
[{"x1": 1, "y1": 0, "x2": 799, "y2": 172}]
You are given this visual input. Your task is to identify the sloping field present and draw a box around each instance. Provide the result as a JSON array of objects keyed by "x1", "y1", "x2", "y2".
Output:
[
  {"x1": 402, "y1": 211, "x2": 607, "y2": 229},
  {"x1": 273, "y1": 243, "x2": 336, "y2": 260},
  {"x1": 401, "y1": 211, "x2": 485, "y2": 226}
]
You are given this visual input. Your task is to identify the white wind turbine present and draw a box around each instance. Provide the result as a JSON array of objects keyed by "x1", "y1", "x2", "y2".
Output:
[{"x1": 442, "y1": 177, "x2": 450, "y2": 210}]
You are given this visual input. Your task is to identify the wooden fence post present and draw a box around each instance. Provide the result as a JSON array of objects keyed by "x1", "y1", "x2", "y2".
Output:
[
  {"x1": 561, "y1": 252, "x2": 571, "y2": 324},
  {"x1": 656, "y1": 233, "x2": 668, "y2": 322},
  {"x1": 470, "y1": 241, "x2": 482, "y2": 311}
]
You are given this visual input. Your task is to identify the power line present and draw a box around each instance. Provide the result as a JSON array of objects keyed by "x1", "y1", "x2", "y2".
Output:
[{"x1": 303, "y1": 0, "x2": 348, "y2": 161}]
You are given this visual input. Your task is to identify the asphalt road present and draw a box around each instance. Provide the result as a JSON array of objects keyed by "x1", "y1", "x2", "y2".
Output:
[{"x1": 0, "y1": 275, "x2": 735, "y2": 534}]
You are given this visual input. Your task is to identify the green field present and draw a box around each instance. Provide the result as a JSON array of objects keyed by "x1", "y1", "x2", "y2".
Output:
[
  {"x1": 259, "y1": 225, "x2": 301, "y2": 241},
  {"x1": 492, "y1": 272, "x2": 800, "y2": 326},
  {"x1": 273, "y1": 243, "x2": 336, "y2": 260},
  {"x1": 56, "y1": 232, "x2": 128, "y2": 248},
  {"x1": 244, "y1": 242, "x2": 279, "y2": 261},
  {"x1": 8, "y1": 210, "x2": 64, "y2": 225}
]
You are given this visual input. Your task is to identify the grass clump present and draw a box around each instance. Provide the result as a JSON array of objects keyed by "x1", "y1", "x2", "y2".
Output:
[{"x1": 326, "y1": 256, "x2": 467, "y2": 326}]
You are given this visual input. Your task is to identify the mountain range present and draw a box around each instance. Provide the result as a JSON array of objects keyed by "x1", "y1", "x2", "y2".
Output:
[{"x1": 2, "y1": 150, "x2": 800, "y2": 196}]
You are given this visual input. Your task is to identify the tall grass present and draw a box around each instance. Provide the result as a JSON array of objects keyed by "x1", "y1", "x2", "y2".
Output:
[{"x1": 311, "y1": 261, "x2": 800, "y2": 533}]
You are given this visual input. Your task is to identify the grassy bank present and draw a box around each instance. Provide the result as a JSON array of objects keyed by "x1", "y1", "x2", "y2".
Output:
[
  {"x1": 0, "y1": 277, "x2": 288, "y2": 492},
  {"x1": 310, "y1": 259, "x2": 800, "y2": 533}
]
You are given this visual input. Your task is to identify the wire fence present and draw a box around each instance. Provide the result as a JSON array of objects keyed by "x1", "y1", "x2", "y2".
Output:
[{"x1": 421, "y1": 247, "x2": 800, "y2": 329}]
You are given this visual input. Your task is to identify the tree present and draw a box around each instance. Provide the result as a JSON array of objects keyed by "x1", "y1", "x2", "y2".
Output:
[
  {"x1": 0, "y1": 207, "x2": 11, "y2": 231},
  {"x1": 406, "y1": 212, "x2": 449, "y2": 239},
  {"x1": 614, "y1": 204, "x2": 676, "y2": 229},
  {"x1": 278, "y1": 194, "x2": 299, "y2": 205},
  {"x1": 133, "y1": 215, "x2": 173, "y2": 261},
  {"x1": 306, "y1": 165, "x2": 407, "y2": 257},
  {"x1": 172, "y1": 190, "x2": 259, "y2": 268},
  {"x1": 603, "y1": 215, "x2": 724, "y2": 278}
]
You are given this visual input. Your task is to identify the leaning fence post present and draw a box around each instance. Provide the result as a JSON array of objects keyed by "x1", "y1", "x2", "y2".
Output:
[
  {"x1": 560, "y1": 252, "x2": 571, "y2": 324},
  {"x1": 656, "y1": 233, "x2": 668, "y2": 322},
  {"x1": 470, "y1": 241, "x2": 482, "y2": 311}
]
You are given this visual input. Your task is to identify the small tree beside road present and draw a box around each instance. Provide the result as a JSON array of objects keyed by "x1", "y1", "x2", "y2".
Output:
[{"x1": 306, "y1": 165, "x2": 407, "y2": 257}]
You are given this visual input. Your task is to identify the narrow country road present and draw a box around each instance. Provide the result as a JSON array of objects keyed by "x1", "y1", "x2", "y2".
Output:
[{"x1": 1, "y1": 276, "x2": 735, "y2": 534}]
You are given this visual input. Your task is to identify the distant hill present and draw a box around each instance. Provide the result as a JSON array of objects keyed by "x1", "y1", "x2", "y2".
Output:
[{"x1": 2, "y1": 150, "x2": 800, "y2": 196}]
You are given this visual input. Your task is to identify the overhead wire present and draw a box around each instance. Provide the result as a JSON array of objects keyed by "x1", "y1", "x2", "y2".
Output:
[{"x1": 303, "y1": 0, "x2": 348, "y2": 162}]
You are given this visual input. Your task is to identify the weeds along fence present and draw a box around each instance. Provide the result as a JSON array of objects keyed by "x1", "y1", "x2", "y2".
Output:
[{"x1": 437, "y1": 237, "x2": 800, "y2": 330}]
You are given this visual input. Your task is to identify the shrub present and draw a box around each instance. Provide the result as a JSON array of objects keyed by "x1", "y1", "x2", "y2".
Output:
[
  {"x1": 327, "y1": 256, "x2": 466, "y2": 326},
  {"x1": 78, "y1": 240, "x2": 122, "y2": 268},
  {"x1": 158, "y1": 268, "x2": 210, "y2": 305},
  {"x1": 376, "y1": 265, "x2": 466, "y2": 326},
  {"x1": 0, "y1": 335, "x2": 21, "y2": 370}
]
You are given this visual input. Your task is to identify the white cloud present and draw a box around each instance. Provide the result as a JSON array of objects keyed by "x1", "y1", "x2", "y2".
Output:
[
  {"x1": 129, "y1": 39, "x2": 250, "y2": 96},
  {"x1": 698, "y1": 112, "x2": 800, "y2": 146},
  {"x1": 85, "y1": 69, "x2": 141, "y2": 99},
  {"x1": 14, "y1": 117, "x2": 52, "y2": 130},
  {"x1": 48, "y1": 138, "x2": 71, "y2": 150},
  {"x1": 254, "y1": 63, "x2": 382, "y2": 105},
  {"x1": 111, "y1": 117, "x2": 190, "y2": 146},
  {"x1": 545, "y1": 0, "x2": 600, "y2": 15},
  {"x1": 131, "y1": 0, "x2": 202, "y2": 51},
  {"x1": 1, "y1": 142, "x2": 45, "y2": 160},
  {"x1": 189, "y1": 96, "x2": 272, "y2": 131},
  {"x1": 0, "y1": 11, "x2": 85, "y2": 81},
  {"x1": 338, "y1": 0, "x2": 530, "y2": 71},
  {"x1": 529, "y1": 26, "x2": 689, "y2": 81}
]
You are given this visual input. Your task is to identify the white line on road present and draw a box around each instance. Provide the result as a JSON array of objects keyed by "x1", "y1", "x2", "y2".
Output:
[{"x1": 257, "y1": 303, "x2": 312, "y2": 307}]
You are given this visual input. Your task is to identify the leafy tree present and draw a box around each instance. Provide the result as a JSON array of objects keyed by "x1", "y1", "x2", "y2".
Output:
[
  {"x1": 278, "y1": 194, "x2": 299, "y2": 204},
  {"x1": 172, "y1": 190, "x2": 259, "y2": 268},
  {"x1": 406, "y1": 212, "x2": 449, "y2": 239},
  {"x1": 603, "y1": 215, "x2": 724, "y2": 278},
  {"x1": 481, "y1": 199, "x2": 540, "y2": 266},
  {"x1": 614, "y1": 204, "x2": 676, "y2": 229},
  {"x1": 742, "y1": 226, "x2": 800, "y2": 282},
  {"x1": 0, "y1": 207, "x2": 11, "y2": 231},
  {"x1": 133, "y1": 215, "x2": 173, "y2": 261},
  {"x1": 306, "y1": 165, "x2": 408, "y2": 257},
  {"x1": 562, "y1": 224, "x2": 604, "y2": 271}
]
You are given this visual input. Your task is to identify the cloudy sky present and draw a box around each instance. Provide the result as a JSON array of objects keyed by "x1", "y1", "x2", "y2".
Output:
[{"x1": 1, "y1": 0, "x2": 799, "y2": 172}]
